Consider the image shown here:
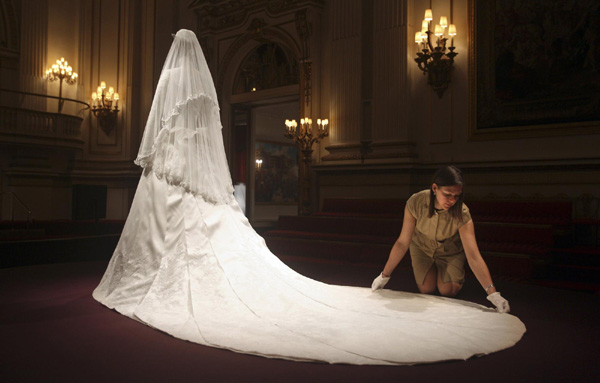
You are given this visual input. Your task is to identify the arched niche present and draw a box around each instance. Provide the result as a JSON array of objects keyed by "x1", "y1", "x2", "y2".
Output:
[{"x1": 232, "y1": 42, "x2": 299, "y2": 94}]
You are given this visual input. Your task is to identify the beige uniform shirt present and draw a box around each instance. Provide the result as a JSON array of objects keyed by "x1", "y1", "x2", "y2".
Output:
[{"x1": 406, "y1": 189, "x2": 472, "y2": 283}]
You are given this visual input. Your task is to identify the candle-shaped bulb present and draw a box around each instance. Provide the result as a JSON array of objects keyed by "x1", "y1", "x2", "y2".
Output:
[
  {"x1": 440, "y1": 16, "x2": 448, "y2": 29},
  {"x1": 92, "y1": 92, "x2": 97, "y2": 100},
  {"x1": 421, "y1": 20, "x2": 429, "y2": 33},
  {"x1": 434, "y1": 24, "x2": 443, "y2": 37},
  {"x1": 100, "y1": 81, "x2": 106, "y2": 89},
  {"x1": 424, "y1": 9, "x2": 433, "y2": 21},
  {"x1": 60, "y1": 57, "x2": 65, "y2": 62},
  {"x1": 108, "y1": 86, "x2": 114, "y2": 94},
  {"x1": 114, "y1": 93, "x2": 119, "y2": 101},
  {"x1": 415, "y1": 31, "x2": 423, "y2": 43},
  {"x1": 300, "y1": 118, "x2": 305, "y2": 125},
  {"x1": 448, "y1": 24, "x2": 457, "y2": 36}
]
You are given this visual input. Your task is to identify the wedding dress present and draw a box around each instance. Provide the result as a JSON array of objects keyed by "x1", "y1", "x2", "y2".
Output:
[{"x1": 93, "y1": 29, "x2": 526, "y2": 365}]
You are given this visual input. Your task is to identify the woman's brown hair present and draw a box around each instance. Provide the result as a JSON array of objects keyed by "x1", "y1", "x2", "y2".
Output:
[{"x1": 428, "y1": 165, "x2": 465, "y2": 221}]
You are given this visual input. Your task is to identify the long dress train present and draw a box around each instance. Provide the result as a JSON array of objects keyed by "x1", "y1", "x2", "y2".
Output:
[{"x1": 92, "y1": 29, "x2": 526, "y2": 365}]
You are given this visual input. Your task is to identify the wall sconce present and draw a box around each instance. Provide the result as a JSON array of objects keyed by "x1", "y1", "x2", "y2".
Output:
[
  {"x1": 284, "y1": 117, "x2": 329, "y2": 215},
  {"x1": 255, "y1": 158, "x2": 263, "y2": 170},
  {"x1": 284, "y1": 118, "x2": 329, "y2": 150},
  {"x1": 414, "y1": 8, "x2": 457, "y2": 98},
  {"x1": 91, "y1": 81, "x2": 119, "y2": 135},
  {"x1": 45, "y1": 57, "x2": 78, "y2": 113}
]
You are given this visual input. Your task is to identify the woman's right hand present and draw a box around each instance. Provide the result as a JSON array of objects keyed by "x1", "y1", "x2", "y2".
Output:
[{"x1": 371, "y1": 273, "x2": 390, "y2": 291}]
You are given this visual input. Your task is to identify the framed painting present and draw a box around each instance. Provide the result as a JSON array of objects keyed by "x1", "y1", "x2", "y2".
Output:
[
  {"x1": 469, "y1": 0, "x2": 600, "y2": 140},
  {"x1": 254, "y1": 140, "x2": 298, "y2": 204}
]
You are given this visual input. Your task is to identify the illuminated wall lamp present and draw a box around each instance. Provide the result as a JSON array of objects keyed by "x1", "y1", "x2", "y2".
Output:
[
  {"x1": 414, "y1": 8, "x2": 458, "y2": 98},
  {"x1": 91, "y1": 81, "x2": 119, "y2": 135}
]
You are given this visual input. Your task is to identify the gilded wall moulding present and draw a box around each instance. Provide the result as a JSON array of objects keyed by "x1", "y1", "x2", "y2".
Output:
[
  {"x1": 199, "y1": 36, "x2": 214, "y2": 63},
  {"x1": 295, "y1": 8, "x2": 312, "y2": 58},
  {"x1": 0, "y1": 0, "x2": 20, "y2": 70},
  {"x1": 322, "y1": 141, "x2": 418, "y2": 162},
  {"x1": 248, "y1": 18, "x2": 267, "y2": 40},
  {"x1": 191, "y1": 0, "x2": 324, "y2": 33}
]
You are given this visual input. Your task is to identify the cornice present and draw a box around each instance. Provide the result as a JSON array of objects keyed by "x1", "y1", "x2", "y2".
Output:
[{"x1": 191, "y1": 0, "x2": 325, "y2": 33}]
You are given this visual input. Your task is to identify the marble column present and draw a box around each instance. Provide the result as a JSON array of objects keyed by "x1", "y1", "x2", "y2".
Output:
[
  {"x1": 19, "y1": 0, "x2": 48, "y2": 111},
  {"x1": 327, "y1": 0, "x2": 362, "y2": 146},
  {"x1": 369, "y1": 0, "x2": 416, "y2": 162}
]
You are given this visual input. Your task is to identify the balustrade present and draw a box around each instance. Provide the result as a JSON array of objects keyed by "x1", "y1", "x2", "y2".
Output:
[{"x1": 0, "y1": 89, "x2": 85, "y2": 149}]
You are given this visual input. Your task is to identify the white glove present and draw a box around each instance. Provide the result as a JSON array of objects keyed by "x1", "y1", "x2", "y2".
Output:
[
  {"x1": 371, "y1": 273, "x2": 390, "y2": 291},
  {"x1": 486, "y1": 292, "x2": 510, "y2": 313}
]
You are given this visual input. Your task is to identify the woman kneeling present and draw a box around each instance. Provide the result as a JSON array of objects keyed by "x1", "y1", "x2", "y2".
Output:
[{"x1": 371, "y1": 166, "x2": 510, "y2": 313}]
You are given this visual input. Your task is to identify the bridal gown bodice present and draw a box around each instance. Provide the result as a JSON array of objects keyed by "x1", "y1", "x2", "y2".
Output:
[{"x1": 93, "y1": 170, "x2": 526, "y2": 365}]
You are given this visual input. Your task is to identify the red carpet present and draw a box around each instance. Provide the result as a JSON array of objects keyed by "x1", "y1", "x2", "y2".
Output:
[{"x1": 1, "y1": 258, "x2": 599, "y2": 383}]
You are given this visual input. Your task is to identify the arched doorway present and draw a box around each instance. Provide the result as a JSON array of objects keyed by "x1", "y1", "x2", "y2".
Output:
[{"x1": 228, "y1": 42, "x2": 300, "y2": 228}]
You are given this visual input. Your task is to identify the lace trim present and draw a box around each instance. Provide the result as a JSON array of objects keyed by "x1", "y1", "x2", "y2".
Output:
[
  {"x1": 135, "y1": 93, "x2": 221, "y2": 168},
  {"x1": 160, "y1": 93, "x2": 219, "y2": 127},
  {"x1": 134, "y1": 155, "x2": 152, "y2": 169},
  {"x1": 146, "y1": 167, "x2": 235, "y2": 205},
  {"x1": 134, "y1": 94, "x2": 233, "y2": 205}
]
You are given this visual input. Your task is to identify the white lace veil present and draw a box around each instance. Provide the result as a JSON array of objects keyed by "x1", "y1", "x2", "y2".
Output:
[{"x1": 135, "y1": 29, "x2": 234, "y2": 203}]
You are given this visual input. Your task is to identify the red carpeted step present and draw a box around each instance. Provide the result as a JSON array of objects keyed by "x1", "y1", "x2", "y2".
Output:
[
  {"x1": 550, "y1": 246, "x2": 600, "y2": 268},
  {"x1": 275, "y1": 215, "x2": 403, "y2": 238},
  {"x1": 468, "y1": 200, "x2": 572, "y2": 226},
  {"x1": 319, "y1": 198, "x2": 406, "y2": 217},
  {"x1": 265, "y1": 236, "x2": 397, "y2": 266},
  {"x1": 531, "y1": 280, "x2": 600, "y2": 294}
]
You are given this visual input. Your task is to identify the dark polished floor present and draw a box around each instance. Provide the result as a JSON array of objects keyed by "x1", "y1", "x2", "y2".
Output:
[{"x1": 1, "y1": 257, "x2": 599, "y2": 383}]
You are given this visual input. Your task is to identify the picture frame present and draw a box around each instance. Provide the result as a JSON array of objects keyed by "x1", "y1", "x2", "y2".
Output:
[
  {"x1": 468, "y1": 0, "x2": 600, "y2": 140},
  {"x1": 254, "y1": 140, "x2": 298, "y2": 204}
]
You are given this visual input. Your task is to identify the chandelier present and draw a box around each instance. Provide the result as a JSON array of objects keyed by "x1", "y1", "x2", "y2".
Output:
[
  {"x1": 91, "y1": 81, "x2": 120, "y2": 135},
  {"x1": 45, "y1": 57, "x2": 78, "y2": 113},
  {"x1": 284, "y1": 117, "x2": 328, "y2": 215},
  {"x1": 414, "y1": 8, "x2": 457, "y2": 98}
]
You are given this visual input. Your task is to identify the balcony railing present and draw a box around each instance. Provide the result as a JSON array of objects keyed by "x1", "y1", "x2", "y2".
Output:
[
  {"x1": 0, "y1": 191, "x2": 33, "y2": 226},
  {"x1": 0, "y1": 88, "x2": 88, "y2": 149}
]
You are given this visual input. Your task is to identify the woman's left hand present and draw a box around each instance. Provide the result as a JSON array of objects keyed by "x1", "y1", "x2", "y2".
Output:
[{"x1": 486, "y1": 292, "x2": 510, "y2": 313}]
